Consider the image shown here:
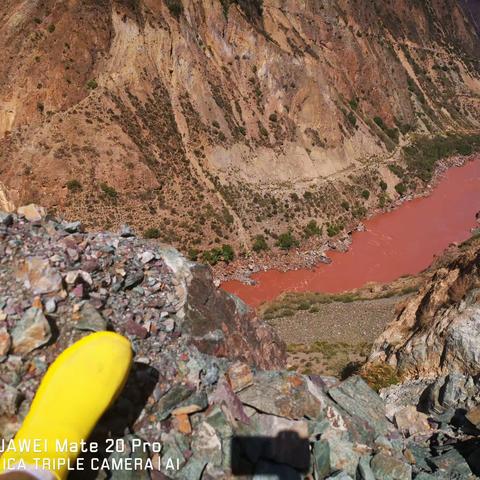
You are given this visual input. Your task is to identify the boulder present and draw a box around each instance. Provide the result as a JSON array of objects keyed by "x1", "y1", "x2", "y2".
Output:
[
  {"x1": 371, "y1": 452, "x2": 412, "y2": 480},
  {"x1": 17, "y1": 204, "x2": 46, "y2": 222},
  {"x1": 11, "y1": 307, "x2": 51, "y2": 355},
  {"x1": 16, "y1": 257, "x2": 63, "y2": 295},
  {"x1": 394, "y1": 406, "x2": 431, "y2": 437}
]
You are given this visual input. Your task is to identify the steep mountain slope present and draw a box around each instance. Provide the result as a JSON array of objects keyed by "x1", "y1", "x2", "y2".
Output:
[{"x1": 0, "y1": 0, "x2": 479, "y2": 254}]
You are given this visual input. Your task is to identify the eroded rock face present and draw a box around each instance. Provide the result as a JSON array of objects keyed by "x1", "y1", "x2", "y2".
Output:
[
  {"x1": 368, "y1": 241, "x2": 480, "y2": 378},
  {"x1": 0, "y1": 0, "x2": 479, "y2": 249}
]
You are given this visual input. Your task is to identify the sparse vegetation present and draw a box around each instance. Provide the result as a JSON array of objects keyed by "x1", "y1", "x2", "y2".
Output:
[
  {"x1": 66, "y1": 179, "x2": 82, "y2": 193},
  {"x1": 252, "y1": 234, "x2": 268, "y2": 252},
  {"x1": 347, "y1": 112, "x2": 357, "y2": 127},
  {"x1": 166, "y1": 0, "x2": 184, "y2": 18},
  {"x1": 144, "y1": 228, "x2": 161, "y2": 239},
  {"x1": 276, "y1": 231, "x2": 298, "y2": 250},
  {"x1": 47, "y1": 24, "x2": 55, "y2": 33},
  {"x1": 86, "y1": 79, "x2": 98, "y2": 90},
  {"x1": 100, "y1": 183, "x2": 118, "y2": 199},
  {"x1": 395, "y1": 182, "x2": 407, "y2": 195},
  {"x1": 349, "y1": 97, "x2": 358, "y2": 110},
  {"x1": 327, "y1": 223, "x2": 343, "y2": 237},
  {"x1": 201, "y1": 244, "x2": 235, "y2": 265},
  {"x1": 361, "y1": 189, "x2": 370, "y2": 200},
  {"x1": 360, "y1": 363, "x2": 400, "y2": 391},
  {"x1": 304, "y1": 220, "x2": 321, "y2": 238},
  {"x1": 403, "y1": 134, "x2": 480, "y2": 182}
]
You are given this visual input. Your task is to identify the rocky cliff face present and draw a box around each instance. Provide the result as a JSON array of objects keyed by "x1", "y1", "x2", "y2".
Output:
[
  {"x1": 0, "y1": 0, "x2": 479, "y2": 252},
  {"x1": 1, "y1": 210, "x2": 480, "y2": 478},
  {"x1": 368, "y1": 237, "x2": 480, "y2": 379}
]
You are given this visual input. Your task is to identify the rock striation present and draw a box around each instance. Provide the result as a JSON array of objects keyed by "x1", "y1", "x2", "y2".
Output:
[{"x1": 1, "y1": 210, "x2": 480, "y2": 478}]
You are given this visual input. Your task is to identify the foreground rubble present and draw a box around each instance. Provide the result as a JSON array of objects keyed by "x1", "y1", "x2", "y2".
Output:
[{"x1": 0, "y1": 208, "x2": 479, "y2": 479}]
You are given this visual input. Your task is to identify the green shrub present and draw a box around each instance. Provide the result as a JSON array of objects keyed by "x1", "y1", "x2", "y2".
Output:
[
  {"x1": 304, "y1": 220, "x2": 321, "y2": 238},
  {"x1": 86, "y1": 79, "x2": 98, "y2": 90},
  {"x1": 403, "y1": 134, "x2": 480, "y2": 182},
  {"x1": 100, "y1": 183, "x2": 118, "y2": 199},
  {"x1": 327, "y1": 223, "x2": 343, "y2": 237},
  {"x1": 395, "y1": 182, "x2": 407, "y2": 195},
  {"x1": 66, "y1": 179, "x2": 82, "y2": 193},
  {"x1": 202, "y1": 244, "x2": 235, "y2": 265},
  {"x1": 269, "y1": 113, "x2": 278, "y2": 122},
  {"x1": 373, "y1": 116, "x2": 385, "y2": 129},
  {"x1": 221, "y1": 244, "x2": 235, "y2": 262},
  {"x1": 341, "y1": 200, "x2": 350, "y2": 211},
  {"x1": 379, "y1": 180, "x2": 387, "y2": 191},
  {"x1": 276, "y1": 231, "x2": 298, "y2": 250},
  {"x1": 388, "y1": 164, "x2": 405, "y2": 178},
  {"x1": 47, "y1": 24, "x2": 55, "y2": 33},
  {"x1": 252, "y1": 235, "x2": 268, "y2": 252},
  {"x1": 187, "y1": 248, "x2": 200, "y2": 261},
  {"x1": 349, "y1": 98, "x2": 358, "y2": 110},
  {"x1": 361, "y1": 189, "x2": 370, "y2": 200},
  {"x1": 166, "y1": 0, "x2": 184, "y2": 18},
  {"x1": 347, "y1": 112, "x2": 357, "y2": 127},
  {"x1": 144, "y1": 228, "x2": 161, "y2": 239}
]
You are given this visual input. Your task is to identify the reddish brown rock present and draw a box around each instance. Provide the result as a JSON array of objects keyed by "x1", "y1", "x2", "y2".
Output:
[{"x1": 226, "y1": 362, "x2": 254, "y2": 392}]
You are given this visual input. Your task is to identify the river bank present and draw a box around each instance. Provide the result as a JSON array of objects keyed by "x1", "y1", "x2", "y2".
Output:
[{"x1": 221, "y1": 153, "x2": 480, "y2": 307}]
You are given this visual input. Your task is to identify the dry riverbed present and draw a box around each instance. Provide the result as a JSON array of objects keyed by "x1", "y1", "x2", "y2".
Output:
[
  {"x1": 267, "y1": 295, "x2": 409, "y2": 377},
  {"x1": 257, "y1": 277, "x2": 422, "y2": 377}
]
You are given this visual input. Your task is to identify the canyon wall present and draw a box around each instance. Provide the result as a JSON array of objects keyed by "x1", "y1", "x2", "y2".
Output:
[{"x1": 0, "y1": 0, "x2": 479, "y2": 252}]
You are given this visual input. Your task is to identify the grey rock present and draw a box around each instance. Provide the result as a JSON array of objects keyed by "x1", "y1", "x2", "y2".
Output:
[
  {"x1": 175, "y1": 456, "x2": 206, "y2": 479},
  {"x1": 191, "y1": 421, "x2": 222, "y2": 466},
  {"x1": 140, "y1": 251, "x2": 155, "y2": 264},
  {"x1": 238, "y1": 371, "x2": 324, "y2": 420},
  {"x1": 44, "y1": 298, "x2": 57, "y2": 314},
  {"x1": 108, "y1": 435, "x2": 150, "y2": 480},
  {"x1": 156, "y1": 384, "x2": 195, "y2": 420},
  {"x1": 328, "y1": 375, "x2": 390, "y2": 443},
  {"x1": 313, "y1": 428, "x2": 360, "y2": 479},
  {"x1": 11, "y1": 307, "x2": 52, "y2": 355},
  {"x1": 0, "y1": 381, "x2": 22, "y2": 416},
  {"x1": 75, "y1": 302, "x2": 107, "y2": 332},
  {"x1": 201, "y1": 362, "x2": 219, "y2": 386},
  {"x1": 371, "y1": 452, "x2": 412, "y2": 480},
  {"x1": 124, "y1": 270, "x2": 144, "y2": 289},
  {"x1": 358, "y1": 455, "x2": 375, "y2": 480},
  {"x1": 0, "y1": 212, "x2": 13, "y2": 226},
  {"x1": 326, "y1": 473, "x2": 354, "y2": 480},
  {"x1": 119, "y1": 224, "x2": 135, "y2": 237},
  {"x1": 62, "y1": 221, "x2": 82, "y2": 233}
]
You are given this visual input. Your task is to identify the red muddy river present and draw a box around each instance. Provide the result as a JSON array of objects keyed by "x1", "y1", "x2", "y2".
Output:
[{"x1": 222, "y1": 157, "x2": 480, "y2": 307}]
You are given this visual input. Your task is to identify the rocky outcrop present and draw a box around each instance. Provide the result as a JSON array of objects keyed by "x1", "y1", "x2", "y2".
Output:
[
  {"x1": 1, "y1": 210, "x2": 480, "y2": 479},
  {"x1": 0, "y1": 0, "x2": 479, "y2": 251},
  {"x1": 368, "y1": 239, "x2": 480, "y2": 379}
]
